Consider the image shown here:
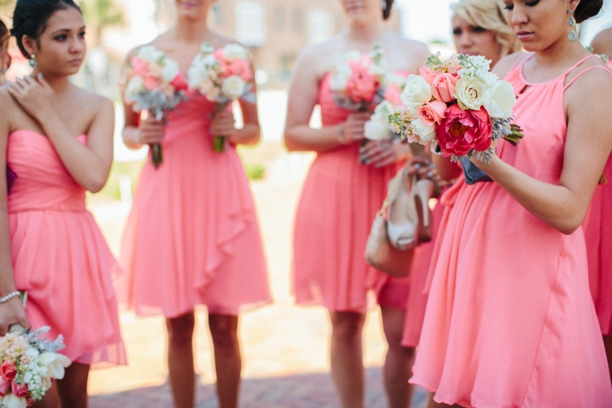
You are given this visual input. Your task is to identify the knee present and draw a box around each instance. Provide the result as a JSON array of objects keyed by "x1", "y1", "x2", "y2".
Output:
[
  {"x1": 208, "y1": 315, "x2": 238, "y2": 350},
  {"x1": 166, "y1": 314, "x2": 195, "y2": 349},
  {"x1": 331, "y1": 313, "x2": 364, "y2": 345}
]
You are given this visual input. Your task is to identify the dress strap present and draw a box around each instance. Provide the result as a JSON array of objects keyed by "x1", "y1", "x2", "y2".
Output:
[{"x1": 564, "y1": 63, "x2": 612, "y2": 91}]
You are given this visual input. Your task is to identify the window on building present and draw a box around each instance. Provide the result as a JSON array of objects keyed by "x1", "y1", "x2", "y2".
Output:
[
  {"x1": 234, "y1": 1, "x2": 267, "y2": 47},
  {"x1": 308, "y1": 9, "x2": 332, "y2": 44},
  {"x1": 274, "y1": 5, "x2": 285, "y2": 33},
  {"x1": 292, "y1": 7, "x2": 302, "y2": 35}
]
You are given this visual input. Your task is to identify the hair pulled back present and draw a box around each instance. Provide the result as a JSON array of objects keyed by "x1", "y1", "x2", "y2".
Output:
[
  {"x1": 452, "y1": 0, "x2": 522, "y2": 59},
  {"x1": 382, "y1": 0, "x2": 394, "y2": 20},
  {"x1": 574, "y1": 0, "x2": 603, "y2": 24},
  {"x1": 11, "y1": 0, "x2": 81, "y2": 58}
]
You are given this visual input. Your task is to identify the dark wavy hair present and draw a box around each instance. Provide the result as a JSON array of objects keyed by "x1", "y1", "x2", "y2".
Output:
[
  {"x1": 575, "y1": 0, "x2": 603, "y2": 23},
  {"x1": 10, "y1": 0, "x2": 82, "y2": 58},
  {"x1": 382, "y1": 0, "x2": 394, "y2": 20}
]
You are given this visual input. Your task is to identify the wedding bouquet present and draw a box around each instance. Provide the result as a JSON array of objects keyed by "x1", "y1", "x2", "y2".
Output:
[
  {"x1": 0, "y1": 326, "x2": 71, "y2": 407},
  {"x1": 389, "y1": 53, "x2": 523, "y2": 164},
  {"x1": 188, "y1": 43, "x2": 255, "y2": 152},
  {"x1": 329, "y1": 46, "x2": 388, "y2": 112},
  {"x1": 364, "y1": 74, "x2": 406, "y2": 141},
  {"x1": 121, "y1": 45, "x2": 189, "y2": 168}
]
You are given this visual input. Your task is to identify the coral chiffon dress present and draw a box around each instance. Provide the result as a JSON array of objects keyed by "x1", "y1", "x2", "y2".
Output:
[
  {"x1": 7, "y1": 130, "x2": 125, "y2": 366},
  {"x1": 582, "y1": 59, "x2": 612, "y2": 335},
  {"x1": 291, "y1": 73, "x2": 413, "y2": 312},
  {"x1": 119, "y1": 92, "x2": 270, "y2": 318},
  {"x1": 411, "y1": 54, "x2": 612, "y2": 407}
]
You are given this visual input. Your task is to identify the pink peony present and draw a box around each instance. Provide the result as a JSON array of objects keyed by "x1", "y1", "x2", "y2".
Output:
[
  {"x1": 417, "y1": 100, "x2": 447, "y2": 126},
  {"x1": 345, "y1": 57, "x2": 379, "y2": 104},
  {"x1": 228, "y1": 59, "x2": 253, "y2": 81},
  {"x1": 431, "y1": 73, "x2": 458, "y2": 103},
  {"x1": 11, "y1": 381, "x2": 28, "y2": 398},
  {"x1": 170, "y1": 72, "x2": 189, "y2": 91},
  {"x1": 436, "y1": 104, "x2": 493, "y2": 157},
  {"x1": 143, "y1": 74, "x2": 159, "y2": 91},
  {"x1": 0, "y1": 362, "x2": 16, "y2": 381}
]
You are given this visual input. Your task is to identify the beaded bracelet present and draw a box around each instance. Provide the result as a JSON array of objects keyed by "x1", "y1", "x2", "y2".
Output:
[{"x1": 0, "y1": 290, "x2": 20, "y2": 303}]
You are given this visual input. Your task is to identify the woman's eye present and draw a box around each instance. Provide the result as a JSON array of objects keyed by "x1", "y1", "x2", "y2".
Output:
[
  {"x1": 503, "y1": 3, "x2": 514, "y2": 11},
  {"x1": 526, "y1": 0, "x2": 539, "y2": 6},
  {"x1": 54, "y1": 35, "x2": 67, "y2": 41},
  {"x1": 452, "y1": 29, "x2": 462, "y2": 36},
  {"x1": 79, "y1": 31, "x2": 86, "y2": 38},
  {"x1": 473, "y1": 26, "x2": 486, "y2": 33}
]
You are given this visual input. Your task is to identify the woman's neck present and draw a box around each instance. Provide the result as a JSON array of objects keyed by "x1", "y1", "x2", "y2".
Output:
[
  {"x1": 32, "y1": 70, "x2": 71, "y2": 93},
  {"x1": 345, "y1": 19, "x2": 385, "y2": 47},
  {"x1": 171, "y1": 17, "x2": 212, "y2": 44},
  {"x1": 532, "y1": 37, "x2": 588, "y2": 71}
]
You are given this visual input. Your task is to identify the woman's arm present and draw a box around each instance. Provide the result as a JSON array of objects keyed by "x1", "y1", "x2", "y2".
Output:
[
  {"x1": 0, "y1": 92, "x2": 30, "y2": 334},
  {"x1": 7, "y1": 76, "x2": 114, "y2": 193},
  {"x1": 472, "y1": 67, "x2": 612, "y2": 234}
]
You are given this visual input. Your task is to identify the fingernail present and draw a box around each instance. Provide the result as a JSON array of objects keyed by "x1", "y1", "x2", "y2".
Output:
[
  {"x1": 359, "y1": 147, "x2": 365, "y2": 153},
  {"x1": 364, "y1": 159, "x2": 370, "y2": 165},
  {"x1": 38, "y1": 73, "x2": 43, "y2": 78}
]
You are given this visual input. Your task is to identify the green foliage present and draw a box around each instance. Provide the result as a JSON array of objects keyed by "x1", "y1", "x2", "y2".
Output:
[
  {"x1": 244, "y1": 163, "x2": 266, "y2": 180},
  {"x1": 80, "y1": 0, "x2": 124, "y2": 45}
]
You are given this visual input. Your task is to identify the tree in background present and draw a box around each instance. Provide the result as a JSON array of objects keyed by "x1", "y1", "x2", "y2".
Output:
[{"x1": 81, "y1": 0, "x2": 124, "y2": 47}]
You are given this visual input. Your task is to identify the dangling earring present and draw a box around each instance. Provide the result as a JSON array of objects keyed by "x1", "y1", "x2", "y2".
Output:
[
  {"x1": 28, "y1": 54, "x2": 36, "y2": 68},
  {"x1": 381, "y1": 0, "x2": 387, "y2": 11},
  {"x1": 568, "y1": 9, "x2": 577, "y2": 42}
]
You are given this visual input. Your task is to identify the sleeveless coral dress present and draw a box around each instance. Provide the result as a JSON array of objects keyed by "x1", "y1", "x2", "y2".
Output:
[
  {"x1": 118, "y1": 91, "x2": 270, "y2": 318},
  {"x1": 410, "y1": 54, "x2": 612, "y2": 407},
  {"x1": 291, "y1": 73, "x2": 412, "y2": 312},
  {"x1": 7, "y1": 130, "x2": 126, "y2": 366},
  {"x1": 582, "y1": 59, "x2": 612, "y2": 336}
]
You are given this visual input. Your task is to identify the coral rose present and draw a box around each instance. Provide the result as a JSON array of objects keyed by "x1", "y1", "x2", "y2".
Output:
[{"x1": 436, "y1": 104, "x2": 493, "y2": 157}]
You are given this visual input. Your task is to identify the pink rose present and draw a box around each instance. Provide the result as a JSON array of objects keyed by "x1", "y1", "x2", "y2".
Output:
[
  {"x1": 228, "y1": 59, "x2": 253, "y2": 81},
  {"x1": 436, "y1": 104, "x2": 493, "y2": 157},
  {"x1": 170, "y1": 72, "x2": 189, "y2": 91},
  {"x1": 11, "y1": 381, "x2": 28, "y2": 398},
  {"x1": 384, "y1": 83, "x2": 403, "y2": 106},
  {"x1": 0, "y1": 378, "x2": 10, "y2": 396},
  {"x1": 417, "y1": 100, "x2": 447, "y2": 126},
  {"x1": 345, "y1": 60, "x2": 379, "y2": 104},
  {"x1": 431, "y1": 73, "x2": 458, "y2": 103},
  {"x1": 418, "y1": 66, "x2": 437, "y2": 85},
  {"x1": 130, "y1": 57, "x2": 150, "y2": 78},
  {"x1": 1, "y1": 362, "x2": 16, "y2": 381}
]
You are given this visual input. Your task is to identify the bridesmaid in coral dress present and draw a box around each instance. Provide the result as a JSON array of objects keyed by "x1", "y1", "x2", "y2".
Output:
[
  {"x1": 0, "y1": 0, "x2": 125, "y2": 406},
  {"x1": 118, "y1": 0, "x2": 270, "y2": 407},
  {"x1": 284, "y1": 1, "x2": 429, "y2": 407},
  {"x1": 400, "y1": 0, "x2": 522, "y2": 351},
  {"x1": 585, "y1": 26, "x2": 612, "y2": 381},
  {"x1": 413, "y1": 0, "x2": 612, "y2": 407}
]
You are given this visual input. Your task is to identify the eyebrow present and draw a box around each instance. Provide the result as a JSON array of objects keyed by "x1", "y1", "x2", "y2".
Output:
[{"x1": 50, "y1": 25, "x2": 86, "y2": 35}]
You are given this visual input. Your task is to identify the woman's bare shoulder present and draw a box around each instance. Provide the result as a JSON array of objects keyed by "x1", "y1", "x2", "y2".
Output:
[
  {"x1": 591, "y1": 27, "x2": 612, "y2": 57},
  {"x1": 493, "y1": 52, "x2": 526, "y2": 79}
]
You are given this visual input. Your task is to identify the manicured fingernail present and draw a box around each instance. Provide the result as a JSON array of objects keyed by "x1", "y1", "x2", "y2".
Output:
[
  {"x1": 359, "y1": 147, "x2": 365, "y2": 153},
  {"x1": 38, "y1": 73, "x2": 43, "y2": 78},
  {"x1": 363, "y1": 159, "x2": 370, "y2": 165}
]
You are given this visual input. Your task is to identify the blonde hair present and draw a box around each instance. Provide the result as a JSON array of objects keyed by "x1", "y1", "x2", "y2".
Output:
[{"x1": 451, "y1": 0, "x2": 522, "y2": 58}]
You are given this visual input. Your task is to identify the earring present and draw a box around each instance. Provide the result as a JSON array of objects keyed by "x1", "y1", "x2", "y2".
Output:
[
  {"x1": 381, "y1": 0, "x2": 387, "y2": 10},
  {"x1": 28, "y1": 54, "x2": 36, "y2": 68},
  {"x1": 568, "y1": 9, "x2": 577, "y2": 42}
]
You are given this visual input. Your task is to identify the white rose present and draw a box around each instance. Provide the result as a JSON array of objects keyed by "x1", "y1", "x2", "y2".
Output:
[
  {"x1": 410, "y1": 118, "x2": 436, "y2": 144},
  {"x1": 364, "y1": 118, "x2": 391, "y2": 140},
  {"x1": 329, "y1": 64, "x2": 351, "y2": 91},
  {"x1": 137, "y1": 45, "x2": 164, "y2": 63},
  {"x1": 0, "y1": 394, "x2": 27, "y2": 408},
  {"x1": 162, "y1": 58, "x2": 179, "y2": 82},
  {"x1": 223, "y1": 43, "x2": 248, "y2": 61},
  {"x1": 38, "y1": 352, "x2": 71, "y2": 380},
  {"x1": 483, "y1": 80, "x2": 516, "y2": 118},
  {"x1": 221, "y1": 75, "x2": 246, "y2": 100},
  {"x1": 343, "y1": 50, "x2": 362, "y2": 62},
  {"x1": 456, "y1": 77, "x2": 487, "y2": 110},
  {"x1": 400, "y1": 75, "x2": 432, "y2": 108},
  {"x1": 125, "y1": 76, "x2": 145, "y2": 101}
]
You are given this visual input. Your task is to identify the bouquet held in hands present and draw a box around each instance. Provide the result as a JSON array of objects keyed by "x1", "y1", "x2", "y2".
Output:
[
  {"x1": 188, "y1": 43, "x2": 255, "y2": 152},
  {"x1": 121, "y1": 45, "x2": 189, "y2": 168}
]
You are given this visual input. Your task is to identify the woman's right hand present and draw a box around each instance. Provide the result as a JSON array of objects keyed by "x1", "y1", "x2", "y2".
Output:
[
  {"x1": 339, "y1": 112, "x2": 371, "y2": 144},
  {"x1": 139, "y1": 116, "x2": 166, "y2": 145},
  {"x1": 0, "y1": 296, "x2": 30, "y2": 335}
]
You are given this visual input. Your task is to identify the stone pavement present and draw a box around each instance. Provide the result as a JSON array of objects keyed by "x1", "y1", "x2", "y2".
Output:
[{"x1": 87, "y1": 148, "x2": 428, "y2": 407}]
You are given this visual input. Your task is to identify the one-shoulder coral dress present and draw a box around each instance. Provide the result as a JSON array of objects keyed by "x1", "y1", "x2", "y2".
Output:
[
  {"x1": 7, "y1": 130, "x2": 125, "y2": 366},
  {"x1": 291, "y1": 73, "x2": 412, "y2": 312},
  {"x1": 119, "y1": 92, "x2": 271, "y2": 318},
  {"x1": 411, "y1": 54, "x2": 612, "y2": 407}
]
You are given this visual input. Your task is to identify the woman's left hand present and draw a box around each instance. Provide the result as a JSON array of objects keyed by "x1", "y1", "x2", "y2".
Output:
[
  {"x1": 6, "y1": 75, "x2": 55, "y2": 122},
  {"x1": 210, "y1": 110, "x2": 236, "y2": 137},
  {"x1": 361, "y1": 139, "x2": 410, "y2": 168}
]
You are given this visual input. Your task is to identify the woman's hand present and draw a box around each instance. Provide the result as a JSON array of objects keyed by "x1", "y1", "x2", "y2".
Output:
[
  {"x1": 339, "y1": 112, "x2": 370, "y2": 144},
  {"x1": 6, "y1": 75, "x2": 55, "y2": 122},
  {"x1": 361, "y1": 139, "x2": 410, "y2": 168},
  {"x1": 139, "y1": 115, "x2": 165, "y2": 145},
  {"x1": 0, "y1": 296, "x2": 30, "y2": 336},
  {"x1": 210, "y1": 110, "x2": 236, "y2": 137}
]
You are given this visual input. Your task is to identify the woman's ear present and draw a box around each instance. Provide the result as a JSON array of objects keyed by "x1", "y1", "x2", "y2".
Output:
[{"x1": 21, "y1": 35, "x2": 38, "y2": 57}]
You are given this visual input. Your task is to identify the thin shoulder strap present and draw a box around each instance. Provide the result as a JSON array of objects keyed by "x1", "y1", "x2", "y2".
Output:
[{"x1": 564, "y1": 63, "x2": 612, "y2": 91}]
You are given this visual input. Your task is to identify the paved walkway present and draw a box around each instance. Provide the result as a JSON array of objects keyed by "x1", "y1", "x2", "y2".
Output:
[{"x1": 87, "y1": 148, "x2": 428, "y2": 407}]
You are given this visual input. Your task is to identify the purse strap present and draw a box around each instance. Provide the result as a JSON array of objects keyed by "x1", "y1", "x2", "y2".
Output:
[{"x1": 377, "y1": 167, "x2": 405, "y2": 218}]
